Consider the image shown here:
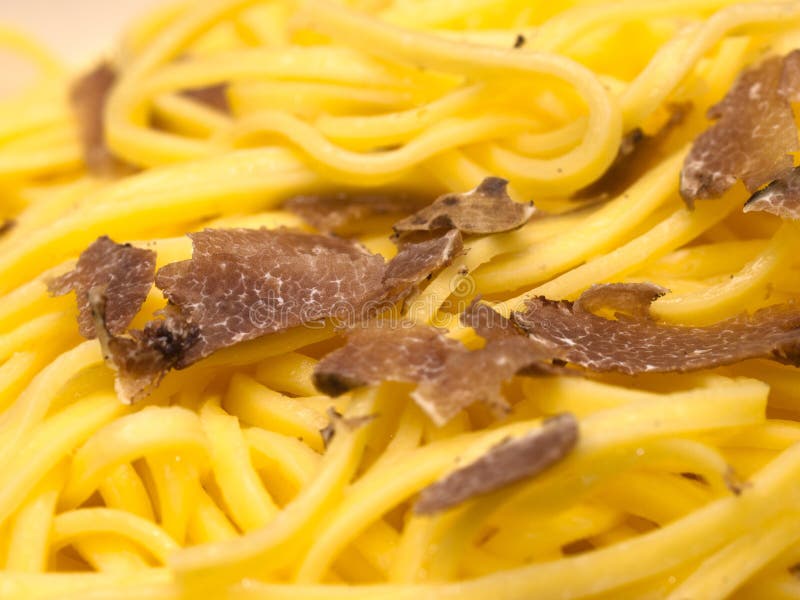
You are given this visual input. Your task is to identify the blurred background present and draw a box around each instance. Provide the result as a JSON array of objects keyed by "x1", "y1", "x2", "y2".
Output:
[{"x1": 0, "y1": 0, "x2": 163, "y2": 64}]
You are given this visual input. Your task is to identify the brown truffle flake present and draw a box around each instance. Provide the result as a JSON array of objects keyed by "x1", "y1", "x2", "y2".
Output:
[
  {"x1": 155, "y1": 228, "x2": 386, "y2": 366},
  {"x1": 181, "y1": 83, "x2": 230, "y2": 113},
  {"x1": 573, "y1": 104, "x2": 688, "y2": 201},
  {"x1": 460, "y1": 297, "x2": 526, "y2": 342},
  {"x1": 382, "y1": 230, "x2": 463, "y2": 304},
  {"x1": 285, "y1": 192, "x2": 427, "y2": 235},
  {"x1": 313, "y1": 323, "x2": 462, "y2": 398},
  {"x1": 680, "y1": 53, "x2": 800, "y2": 205},
  {"x1": 48, "y1": 236, "x2": 156, "y2": 339},
  {"x1": 744, "y1": 166, "x2": 800, "y2": 220},
  {"x1": 415, "y1": 413, "x2": 579, "y2": 514},
  {"x1": 0, "y1": 219, "x2": 14, "y2": 236},
  {"x1": 574, "y1": 282, "x2": 669, "y2": 319},
  {"x1": 319, "y1": 407, "x2": 377, "y2": 448},
  {"x1": 70, "y1": 62, "x2": 130, "y2": 175},
  {"x1": 393, "y1": 177, "x2": 535, "y2": 235},
  {"x1": 89, "y1": 289, "x2": 200, "y2": 403},
  {"x1": 412, "y1": 334, "x2": 557, "y2": 424},
  {"x1": 512, "y1": 285, "x2": 800, "y2": 375},
  {"x1": 314, "y1": 315, "x2": 558, "y2": 425}
]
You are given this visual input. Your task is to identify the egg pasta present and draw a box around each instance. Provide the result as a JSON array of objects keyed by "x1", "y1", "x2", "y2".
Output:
[{"x1": 2, "y1": 1, "x2": 800, "y2": 599}]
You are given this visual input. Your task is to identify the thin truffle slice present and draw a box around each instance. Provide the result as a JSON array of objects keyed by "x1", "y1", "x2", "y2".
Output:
[
  {"x1": 412, "y1": 335, "x2": 557, "y2": 424},
  {"x1": 513, "y1": 285, "x2": 800, "y2": 374},
  {"x1": 286, "y1": 192, "x2": 428, "y2": 235},
  {"x1": 89, "y1": 291, "x2": 199, "y2": 403},
  {"x1": 575, "y1": 282, "x2": 669, "y2": 319},
  {"x1": 155, "y1": 228, "x2": 386, "y2": 366},
  {"x1": 680, "y1": 52, "x2": 800, "y2": 204},
  {"x1": 574, "y1": 104, "x2": 689, "y2": 201},
  {"x1": 313, "y1": 323, "x2": 463, "y2": 398},
  {"x1": 48, "y1": 236, "x2": 156, "y2": 339},
  {"x1": 0, "y1": 219, "x2": 14, "y2": 236},
  {"x1": 181, "y1": 83, "x2": 230, "y2": 113},
  {"x1": 415, "y1": 413, "x2": 579, "y2": 514},
  {"x1": 382, "y1": 229, "x2": 463, "y2": 304},
  {"x1": 70, "y1": 62, "x2": 130, "y2": 175},
  {"x1": 393, "y1": 177, "x2": 534, "y2": 235},
  {"x1": 314, "y1": 317, "x2": 558, "y2": 425},
  {"x1": 744, "y1": 166, "x2": 800, "y2": 220}
]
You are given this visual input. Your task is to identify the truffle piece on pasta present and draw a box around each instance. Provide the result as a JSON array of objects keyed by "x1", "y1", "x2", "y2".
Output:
[
  {"x1": 393, "y1": 177, "x2": 534, "y2": 235},
  {"x1": 70, "y1": 62, "x2": 130, "y2": 175},
  {"x1": 155, "y1": 228, "x2": 386, "y2": 365},
  {"x1": 319, "y1": 407, "x2": 377, "y2": 448},
  {"x1": 680, "y1": 52, "x2": 800, "y2": 204},
  {"x1": 89, "y1": 291, "x2": 200, "y2": 403},
  {"x1": 0, "y1": 219, "x2": 14, "y2": 236},
  {"x1": 744, "y1": 166, "x2": 800, "y2": 220},
  {"x1": 574, "y1": 103, "x2": 689, "y2": 201},
  {"x1": 381, "y1": 229, "x2": 463, "y2": 303},
  {"x1": 415, "y1": 413, "x2": 579, "y2": 514},
  {"x1": 314, "y1": 317, "x2": 558, "y2": 425},
  {"x1": 181, "y1": 83, "x2": 230, "y2": 113},
  {"x1": 313, "y1": 323, "x2": 462, "y2": 398},
  {"x1": 412, "y1": 334, "x2": 558, "y2": 424},
  {"x1": 48, "y1": 236, "x2": 156, "y2": 339},
  {"x1": 574, "y1": 282, "x2": 669, "y2": 319},
  {"x1": 460, "y1": 296, "x2": 526, "y2": 342},
  {"x1": 512, "y1": 284, "x2": 800, "y2": 374},
  {"x1": 285, "y1": 191, "x2": 427, "y2": 235}
]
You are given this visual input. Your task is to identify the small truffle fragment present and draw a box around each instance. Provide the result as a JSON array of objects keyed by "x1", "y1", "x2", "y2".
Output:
[
  {"x1": 318, "y1": 407, "x2": 376, "y2": 448},
  {"x1": 89, "y1": 290, "x2": 200, "y2": 403},
  {"x1": 574, "y1": 104, "x2": 688, "y2": 201},
  {"x1": 415, "y1": 413, "x2": 579, "y2": 514},
  {"x1": 0, "y1": 219, "x2": 14, "y2": 236},
  {"x1": 680, "y1": 52, "x2": 800, "y2": 205},
  {"x1": 70, "y1": 62, "x2": 129, "y2": 175},
  {"x1": 314, "y1": 315, "x2": 558, "y2": 425},
  {"x1": 744, "y1": 166, "x2": 800, "y2": 220},
  {"x1": 155, "y1": 228, "x2": 386, "y2": 366},
  {"x1": 574, "y1": 282, "x2": 669, "y2": 319},
  {"x1": 412, "y1": 334, "x2": 557, "y2": 424},
  {"x1": 513, "y1": 284, "x2": 800, "y2": 374},
  {"x1": 313, "y1": 323, "x2": 463, "y2": 398},
  {"x1": 460, "y1": 296, "x2": 526, "y2": 342},
  {"x1": 285, "y1": 192, "x2": 428, "y2": 235},
  {"x1": 513, "y1": 34, "x2": 526, "y2": 49},
  {"x1": 181, "y1": 83, "x2": 230, "y2": 113},
  {"x1": 393, "y1": 177, "x2": 535, "y2": 235},
  {"x1": 48, "y1": 236, "x2": 156, "y2": 339},
  {"x1": 381, "y1": 229, "x2": 463, "y2": 304}
]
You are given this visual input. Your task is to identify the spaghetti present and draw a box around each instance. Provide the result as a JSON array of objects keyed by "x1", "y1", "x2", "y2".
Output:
[{"x1": 2, "y1": 1, "x2": 800, "y2": 599}]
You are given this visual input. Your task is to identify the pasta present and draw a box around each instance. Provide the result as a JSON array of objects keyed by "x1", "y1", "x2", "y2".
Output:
[{"x1": 2, "y1": 0, "x2": 800, "y2": 598}]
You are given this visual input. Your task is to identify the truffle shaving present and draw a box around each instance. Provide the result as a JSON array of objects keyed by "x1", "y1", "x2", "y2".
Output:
[
  {"x1": 70, "y1": 62, "x2": 130, "y2": 175},
  {"x1": 89, "y1": 291, "x2": 200, "y2": 403},
  {"x1": 285, "y1": 192, "x2": 427, "y2": 235},
  {"x1": 574, "y1": 104, "x2": 689, "y2": 201},
  {"x1": 0, "y1": 219, "x2": 14, "y2": 236},
  {"x1": 155, "y1": 228, "x2": 386, "y2": 366},
  {"x1": 680, "y1": 52, "x2": 800, "y2": 204},
  {"x1": 48, "y1": 236, "x2": 156, "y2": 339},
  {"x1": 513, "y1": 285, "x2": 800, "y2": 374},
  {"x1": 381, "y1": 230, "x2": 463, "y2": 304},
  {"x1": 314, "y1": 314, "x2": 558, "y2": 425},
  {"x1": 313, "y1": 323, "x2": 462, "y2": 398},
  {"x1": 181, "y1": 83, "x2": 230, "y2": 113},
  {"x1": 744, "y1": 166, "x2": 800, "y2": 220},
  {"x1": 415, "y1": 413, "x2": 579, "y2": 514},
  {"x1": 575, "y1": 282, "x2": 669, "y2": 319},
  {"x1": 393, "y1": 177, "x2": 534, "y2": 235}
]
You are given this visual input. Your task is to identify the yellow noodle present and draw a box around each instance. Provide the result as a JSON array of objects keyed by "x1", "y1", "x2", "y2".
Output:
[{"x1": 3, "y1": 0, "x2": 800, "y2": 597}]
